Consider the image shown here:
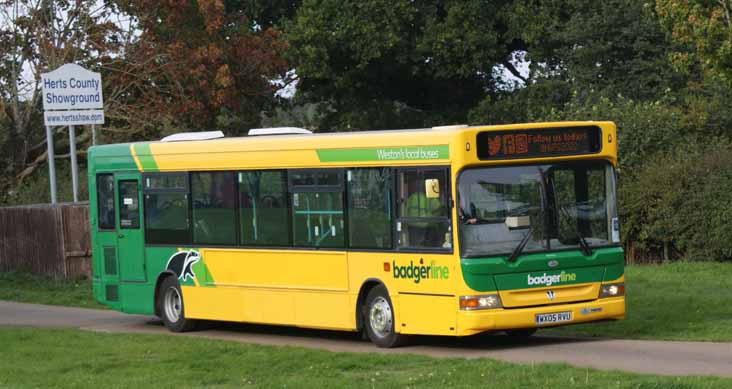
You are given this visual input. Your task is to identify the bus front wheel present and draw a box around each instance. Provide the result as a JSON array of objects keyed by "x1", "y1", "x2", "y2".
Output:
[
  {"x1": 363, "y1": 285, "x2": 407, "y2": 348},
  {"x1": 159, "y1": 276, "x2": 198, "y2": 332}
]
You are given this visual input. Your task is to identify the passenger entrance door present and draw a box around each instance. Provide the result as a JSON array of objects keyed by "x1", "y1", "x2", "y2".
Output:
[
  {"x1": 94, "y1": 173, "x2": 121, "y2": 306},
  {"x1": 115, "y1": 173, "x2": 146, "y2": 282}
]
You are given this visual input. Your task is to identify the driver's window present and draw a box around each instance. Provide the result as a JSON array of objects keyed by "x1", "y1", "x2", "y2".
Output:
[{"x1": 396, "y1": 169, "x2": 451, "y2": 250}]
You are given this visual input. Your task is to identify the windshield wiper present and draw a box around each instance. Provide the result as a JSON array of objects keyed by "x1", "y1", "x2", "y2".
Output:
[
  {"x1": 506, "y1": 226, "x2": 534, "y2": 263},
  {"x1": 558, "y1": 205, "x2": 592, "y2": 256}
]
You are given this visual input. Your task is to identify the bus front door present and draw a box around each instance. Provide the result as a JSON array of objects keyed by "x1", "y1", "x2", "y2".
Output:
[{"x1": 115, "y1": 173, "x2": 146, "y2": 282}]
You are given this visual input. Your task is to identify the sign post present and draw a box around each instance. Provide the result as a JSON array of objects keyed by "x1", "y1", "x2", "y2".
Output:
[
  {"x1": 45, "y1": 125, "x2": 57, "y2": 204},
  {"x1": 41, "y1": 64, "x2": 104, "y2": 203}
]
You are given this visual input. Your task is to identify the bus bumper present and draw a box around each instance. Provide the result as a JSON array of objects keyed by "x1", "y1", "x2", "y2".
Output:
[{"x1": 456, "y1": 296, "x2": 625, "y2": 336}]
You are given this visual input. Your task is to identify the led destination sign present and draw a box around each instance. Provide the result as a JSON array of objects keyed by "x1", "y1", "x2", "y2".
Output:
[{"x1": 476, "y1": 126, "x2": 602, "y2": 160}]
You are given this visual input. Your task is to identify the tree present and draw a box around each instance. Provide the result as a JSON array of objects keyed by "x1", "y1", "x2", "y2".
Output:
[
  {"x1": 472, "y1": 0, "x2": 685, "y2": 124},
  {"x1": 285, "y1": 0, "x2": 532, "y2": 131},
  {"x1": 112, "y1": 0, "x2": 290, "y2": 136},
  {"x1": 657, "y1": 0, "x2": 732, "y2": 86}
]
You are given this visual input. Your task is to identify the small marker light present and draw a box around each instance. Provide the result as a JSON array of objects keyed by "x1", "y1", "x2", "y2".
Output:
[{"x1": 383, "y1": 262, "x2": 390, "y2": 272}]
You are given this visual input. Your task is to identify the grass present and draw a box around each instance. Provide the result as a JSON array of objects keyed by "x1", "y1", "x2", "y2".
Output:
[
  {"x1": 0, "y1": 271, "x2": 105, "y2": 309},
  {"x1": 545, "y1": 261, "x2": 732, "y2": 341},
  {"x1": 1, "y1": 261, "x2": 731, "y2": 342},
  {"x1": 0, "y1": 328, "x2": 730, "y2": 388}
]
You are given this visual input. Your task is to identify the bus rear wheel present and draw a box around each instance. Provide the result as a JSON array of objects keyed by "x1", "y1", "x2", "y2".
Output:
[
  {"x1": 363, "y1": 285, "x2": 407, "y2": 348},
  {"x1": 159, "y1": 276, "x2": 198, "y2": 332}
]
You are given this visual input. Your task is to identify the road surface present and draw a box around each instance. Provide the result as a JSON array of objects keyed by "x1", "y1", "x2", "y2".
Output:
[{"x1": 1, "y1": 300, "x2": 730, "y2": 377}]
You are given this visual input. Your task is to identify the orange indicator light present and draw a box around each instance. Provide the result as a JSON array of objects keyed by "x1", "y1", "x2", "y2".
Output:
[{"x1": 459, "y1": 298, "x2": 479, "y2": 309}]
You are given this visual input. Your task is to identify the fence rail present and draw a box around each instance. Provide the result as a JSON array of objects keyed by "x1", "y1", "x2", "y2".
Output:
[{"x1": 0, "y1": 202, "x2": 90, "y2": 278}]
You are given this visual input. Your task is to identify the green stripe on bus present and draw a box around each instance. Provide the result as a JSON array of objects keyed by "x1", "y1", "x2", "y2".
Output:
[
  {"x1": 316, "y1": 145, "x2": 449, "y2": 162},
  {"x1": 134, "y1": 143, "x2": 159, "y2": 172}
]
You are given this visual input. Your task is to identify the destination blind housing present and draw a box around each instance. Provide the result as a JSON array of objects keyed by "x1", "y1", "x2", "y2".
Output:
[{"x1": 476, "y1": 126, "x2": 602, "y2": 160}]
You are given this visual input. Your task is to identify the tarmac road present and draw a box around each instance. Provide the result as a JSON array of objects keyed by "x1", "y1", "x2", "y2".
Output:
[{"x1": 1, "y1": 300, "x2": 731, "y2": 378}]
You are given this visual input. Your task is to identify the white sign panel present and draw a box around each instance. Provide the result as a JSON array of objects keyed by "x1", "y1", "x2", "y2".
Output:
[
  {"x1": 44, "y1": 110, "x2": 104, "y2": 126},
  {"x1": 41, "y1": 64, "x2": 103, "y2": 110}
]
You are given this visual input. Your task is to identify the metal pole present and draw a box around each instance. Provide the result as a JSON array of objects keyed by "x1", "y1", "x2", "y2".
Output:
[
  {"x1": 91, "y1": 124, "x2": 96, "y2": 145},
  {"x1": 45, "y1": 125, "x2": 57, "y2": 204},
  {"x1": 69, "y1": 125, "x2": 79, "y2": 202}
]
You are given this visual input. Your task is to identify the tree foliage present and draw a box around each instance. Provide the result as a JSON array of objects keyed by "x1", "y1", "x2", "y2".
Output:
[
  {"x1": 112, "y1": 0, "x2": 290, "y2": 136},
  {"x1": 286, "y1": 0, "x2": 534, "y2": 131},
  {"x1": 621, "y1": 141, "x2": 732, "y2": 261},
  {"x1": 657, "y1": 0, "x2": 732, "y2": 85}
]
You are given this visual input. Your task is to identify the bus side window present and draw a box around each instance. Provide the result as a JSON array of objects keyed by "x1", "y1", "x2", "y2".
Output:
[
  {"x1": 397, "y1": 168, "x2": 451, "y2": 250},
  {"x1": 191, "y1": 172, "x2": 237, "y2": 245},
  {"x1": 143, "y1": 173, "x2": 191, "y2": 245},
  {"x1": 347, "y1": 168, "x2": 392, "y2": 249},
  {"x1": 289, "y1": 169, "x2": 344, "y2": 248},
  {"x1": 239, "y1": 170, "x2": 290, "y2": 246},
  {"x1": 96, "y1": 174, "x2": 115, "y2": 230}
]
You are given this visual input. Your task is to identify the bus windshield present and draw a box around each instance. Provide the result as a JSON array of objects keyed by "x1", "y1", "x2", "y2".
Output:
[{"x1": 458, "y1": 160, "x2": 618, "y2": 258}]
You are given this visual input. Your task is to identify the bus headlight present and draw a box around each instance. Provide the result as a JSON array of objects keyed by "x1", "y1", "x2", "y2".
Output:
[
  {"x1": 599, "y1": 283, "x2": 625, "y2": 298},
  {"x1": 460, "y1": 294, "x2": 503, "y2": 310}
]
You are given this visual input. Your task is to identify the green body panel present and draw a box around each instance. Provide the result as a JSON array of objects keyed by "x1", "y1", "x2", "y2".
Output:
[
  {"x1": 132, "y1": 143, "x2": 159, "y2": 171},
  {"x1": 494, "y1": 266, "x2": 606, "y2": 290},
  {"x1": 88, "y1": 143, "x2": 139, "y2": 172},
  {"x1": 461, "y1": 246, "x2": 624, "y2": 292},
  {"x1": 604, "y1": 262, "x2": 624, "y2": 281}
]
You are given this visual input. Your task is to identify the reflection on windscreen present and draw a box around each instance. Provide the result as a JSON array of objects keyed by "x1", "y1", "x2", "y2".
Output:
[{"x1": 458, "y1": 161, "x2": 617, "y2": 258}]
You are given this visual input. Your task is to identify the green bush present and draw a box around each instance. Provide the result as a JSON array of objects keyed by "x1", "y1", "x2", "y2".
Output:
[{"x1": 620, "y1": 141, "x2": 732, "y2": 261}]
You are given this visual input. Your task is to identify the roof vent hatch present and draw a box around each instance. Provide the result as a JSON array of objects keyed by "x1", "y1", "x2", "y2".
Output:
[
  {"x1": 160, "y1": 131, "x2": 225, "y2": 142},
  {"x1": 248, "y1": 127, "x2": 313, "y2": 136}
]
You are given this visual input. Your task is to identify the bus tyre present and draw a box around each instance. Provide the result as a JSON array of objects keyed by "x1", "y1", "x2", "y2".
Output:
[
  {"x1": 364, "y1": 285, "x2": 407, "y2": 348},
  {"x1": 159, "y1": 276, "x2": 198, "y2": 332}
]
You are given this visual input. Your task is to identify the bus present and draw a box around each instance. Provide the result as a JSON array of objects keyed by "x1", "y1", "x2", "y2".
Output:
[{"x1": 88, "y1": 121, "x2": 625, "y2": 347}]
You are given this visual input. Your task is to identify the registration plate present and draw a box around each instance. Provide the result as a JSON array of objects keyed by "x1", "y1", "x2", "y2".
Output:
[{"x1": 535, "y1": 311, "x2": 572, "y2": 325}]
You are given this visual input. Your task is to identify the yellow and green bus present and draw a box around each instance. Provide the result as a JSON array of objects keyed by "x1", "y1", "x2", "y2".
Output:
[{"x1": 89, "y1": 121, "x2": 625, "y2": 347}]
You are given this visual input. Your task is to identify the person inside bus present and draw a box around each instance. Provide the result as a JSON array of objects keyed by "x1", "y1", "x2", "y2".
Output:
[{"x1": 458, "y1": 194, "x2": 478, "y2": 225}]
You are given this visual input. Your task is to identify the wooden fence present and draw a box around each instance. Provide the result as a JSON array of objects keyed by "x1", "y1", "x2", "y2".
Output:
[{"x1": 0, "y1": 202, "x2": 91, "y2": 278}]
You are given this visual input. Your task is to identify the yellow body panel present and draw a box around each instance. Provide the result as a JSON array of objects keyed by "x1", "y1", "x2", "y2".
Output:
[
  {"x1": 141, "y1": 121, "x2": 622, "y2": 336},
  {"x1": 457, "y1": 297, "x2": 625, "y2": 336},
  {"x1": 499, "y1": 283, "x2": 601, "y2": 308}
]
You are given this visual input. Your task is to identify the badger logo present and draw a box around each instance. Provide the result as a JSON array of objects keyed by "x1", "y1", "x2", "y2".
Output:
[{"x1": 165, "y1": 250, "x2": 201, "y2": 282}]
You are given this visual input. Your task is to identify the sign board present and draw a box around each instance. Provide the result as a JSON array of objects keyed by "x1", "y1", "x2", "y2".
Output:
[
  {"x1": 476, "y1": 126, "x2": 602, "y2": 160},
  {"x1": 42, "y1": 63, "x2": 104, "y2": 126}
]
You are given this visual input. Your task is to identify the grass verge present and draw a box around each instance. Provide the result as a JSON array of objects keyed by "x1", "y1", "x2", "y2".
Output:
[
  {"x1": 545, "y1": 261, "x2": 732, "y2": 341},
  {"x1": 0, "y1": 272, "x2": 104, "y2": 309},
  {"x1": 0, "y1": 328, "x2": 730, "y2": 388}
]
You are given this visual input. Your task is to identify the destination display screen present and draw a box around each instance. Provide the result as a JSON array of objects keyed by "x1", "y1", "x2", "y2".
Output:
[{"x1": 476, "y1": 126, "x2": 602, "y2": 160}]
